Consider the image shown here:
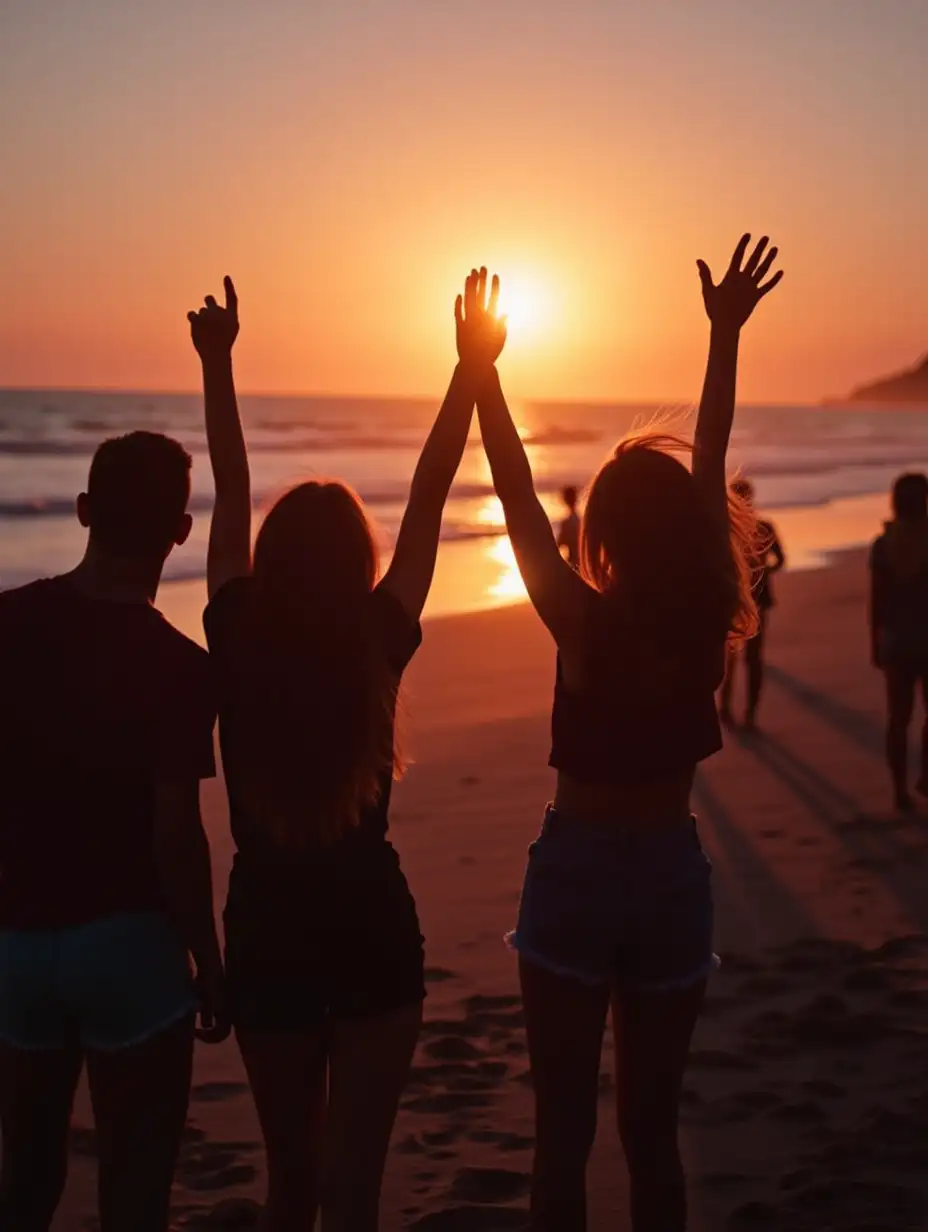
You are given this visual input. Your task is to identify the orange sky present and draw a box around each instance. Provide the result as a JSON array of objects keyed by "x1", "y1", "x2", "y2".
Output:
[{"x1": 2, "y1": 1, "x2": 926, "y2": 402}]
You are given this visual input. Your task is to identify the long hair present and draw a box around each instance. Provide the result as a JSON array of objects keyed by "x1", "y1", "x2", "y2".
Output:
[
  {"x1": 579, "y1": 430, "x2": 758, "y2": 662},
  {"x1": 230, "y1": 481, "x2": 401, "y2": 847}
]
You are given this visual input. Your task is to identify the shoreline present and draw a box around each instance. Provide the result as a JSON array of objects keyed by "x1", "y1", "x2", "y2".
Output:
[{"x1": 157, "y1": 486, "x2": 892, "y2": 646}]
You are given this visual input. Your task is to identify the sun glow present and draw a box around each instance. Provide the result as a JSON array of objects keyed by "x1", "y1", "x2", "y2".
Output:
[
  {"x1": 497, "y1": 272, "x2": 555, "y2": 342},
  {"x1": 487, "y1": 535, "x2": 528, "y2": 602}
]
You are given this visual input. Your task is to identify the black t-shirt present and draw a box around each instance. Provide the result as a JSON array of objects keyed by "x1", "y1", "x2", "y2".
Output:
[
  {"x1": 203, "y1": 577, "x2": 421, "y2": 853},
  {"x1": 0, "y1": 577, "x2": 216, "y2": 930}
]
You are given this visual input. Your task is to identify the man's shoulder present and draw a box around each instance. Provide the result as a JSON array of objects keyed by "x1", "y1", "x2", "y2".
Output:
[
  {"x1": 151, "y1": 610, "x2": 211, "y2": 674},
  {"x1": 0, "y1": 577, "x2": 63, "y2": 626}
]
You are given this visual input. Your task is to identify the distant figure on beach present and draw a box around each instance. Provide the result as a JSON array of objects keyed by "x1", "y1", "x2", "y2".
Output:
[
  {"x1": 0, "y1": 433, "x2": 224, "y2": 1232},
  {"x1": 188, "y1": 269, "x2": 504, "y2": 1230},
  {"x1": 556, "y1": 484, "x2": 581, "y2": 567},
  {"x1": 718, "y1": 478, "x2": 785, "y2": 730},
  {"x1": 869, "y1": 471, "x2": 928, "y2": 812},
  {"x1": 475, "y1": 235, "x2": 781, "y2": 1231}
]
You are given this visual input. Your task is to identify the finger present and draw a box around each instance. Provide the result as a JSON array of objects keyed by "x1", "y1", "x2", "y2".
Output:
[
  {"x1": 696, "y1": 259, "x2": 714, "y2": 293},
  {"x1": 223, "y1": 275, "x2": 238, "y2": 315},
  {"x1": 204, "y1": 295, "x2": 218, "y2": 310},
  {"x1": 464, "y1": 269, "x2": 478, "y2": 318},
  {"x1": 757, "y1": 269, "x2": 784, "y2": 297},
  {"x1": 187, "y1": 311, "x2": 198, "y2": 324},
  {"x1": 477, "y1": 267, "x2": 487, "y2": 311},
  {"x1": 728, "y1": 234, "x2": 751, "y2": 274},
  {"x1": 744, "y1": 236, "x2": 769, "y2": 276},
  {"x1": 488, "y1": 274, "x2": 500, "y2": 317},
  {"x1": 753, "y1": 246, "x2": 778, "y2": 282}
]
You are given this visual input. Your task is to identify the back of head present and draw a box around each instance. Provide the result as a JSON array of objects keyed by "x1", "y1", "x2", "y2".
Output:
[
  {"x1": 892, "y1": 472, "x2": 928, "y2": 522},
  {"x1": 580, "y1": 431, "x2": 757, "y2": 670},
  {"x1": 84, "y1": 432, "x2": 192, "y2": 560},
  {"x1": 230, "y1": 480, "x2": 398, "y2": 846},
  {"x1": 731, "y1": 477, "x2": 755, "y2": 505},
  {"x1": 562, "y1": 484, "x2": 578, "y2": 512}
]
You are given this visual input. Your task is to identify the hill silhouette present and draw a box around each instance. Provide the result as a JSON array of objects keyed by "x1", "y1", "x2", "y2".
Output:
[{"x1": 846, "y1": 354, "x2": 928, "y2": 404}]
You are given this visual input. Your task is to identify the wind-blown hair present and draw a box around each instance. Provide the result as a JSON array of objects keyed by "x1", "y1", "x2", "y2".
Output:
[
  {"x1": 579, "y1": 429, "x2": 759, "y2": 657},
  {"x1": 229, "y1": 480, "x2": 402, "y2": 846}
]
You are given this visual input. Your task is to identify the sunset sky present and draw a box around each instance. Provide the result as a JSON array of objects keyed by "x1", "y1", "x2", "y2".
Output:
[{"x1": 2, "y1": 0, "x2": 926, "y2": 402}]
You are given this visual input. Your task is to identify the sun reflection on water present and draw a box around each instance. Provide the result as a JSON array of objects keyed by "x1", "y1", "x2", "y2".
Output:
[{"x1": 487, "y1": 535, "x2": 527, "y2": 601}]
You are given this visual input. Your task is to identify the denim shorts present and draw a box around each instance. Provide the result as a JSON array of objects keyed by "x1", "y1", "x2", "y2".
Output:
[
  {"x1": 508, "y1": 806, "x2": 715, "y2": 991},
  {"x1": 0, "y1": 912, "x2": 196, "y2": 1051}
]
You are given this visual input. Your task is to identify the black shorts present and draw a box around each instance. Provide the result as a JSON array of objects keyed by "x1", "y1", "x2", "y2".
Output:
[{"x1": 224, "y1": 839, "x2": 425, "y2": 1031}]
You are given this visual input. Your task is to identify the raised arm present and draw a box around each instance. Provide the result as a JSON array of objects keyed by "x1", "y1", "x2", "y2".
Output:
[
  {"x1": 188, "y1": 276, "x2": 250, "y2": 599},
  {"x1": 380, "y1": 268, "x2": 502, "y2": 621},
  {"x1": 476, "y1": 342, "x2": 588, "y2": 643},
  {"x1": 693, "y1": 235, "x2": 783, "y2": 536}
]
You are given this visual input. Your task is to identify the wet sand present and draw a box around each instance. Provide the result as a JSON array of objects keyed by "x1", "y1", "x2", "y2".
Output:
[{"x1": 56, "y1": 548, "x2": 928, "y2": 1230}]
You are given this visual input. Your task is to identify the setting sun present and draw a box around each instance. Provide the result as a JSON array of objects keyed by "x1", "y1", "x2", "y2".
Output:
[{"x1": 497, "y1": 272, "x2": 556, "y2": 343}]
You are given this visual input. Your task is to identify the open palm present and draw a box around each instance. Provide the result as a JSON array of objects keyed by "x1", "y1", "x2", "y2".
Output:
[
  {"x1": 456, "y1": 267, "x2": 507, "y2": 368},
  {"x1": 697, "y1": 235, "x2": 783, "y2": 329}
]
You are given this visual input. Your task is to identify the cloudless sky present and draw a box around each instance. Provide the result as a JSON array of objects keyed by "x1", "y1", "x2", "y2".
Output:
[{"x1": 2, "y1": 0, "x2": 926, "y2": 400}]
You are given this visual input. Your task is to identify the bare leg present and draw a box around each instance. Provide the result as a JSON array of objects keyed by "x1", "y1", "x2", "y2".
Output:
[
  {"x1": 519, "y1": 957, "x2": 610, "y2": 1232},
  {"x1": 885, "y1": 666, "x2": 916, "y2": 810},
  {"x1": 916, "y1": 673, "x2": 928, "y2": 797},
  {"x1": 236, "y1": 1027, "x2": 329, "y2": 1232},
  {"x1": 0, "y1": 1043, "x2": 83, "y2": 1232},
  {"x1": 86, "y1": 1015, "x2": 194, "y2": 1232},
  {"x1": 322, "y1": 1002, "x2": 422, "y2": 1232},
  {"x1": 612, "y1": 981, "x2": 706, "y2": 1232},
  {"x1": 744, "y1": 612, "x2": 767, "y2": 728}
]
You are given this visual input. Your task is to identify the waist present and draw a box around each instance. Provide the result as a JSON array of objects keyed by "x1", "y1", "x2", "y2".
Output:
[{"x1": 553, "y1": 770, "x2": 694, "y2": 825}]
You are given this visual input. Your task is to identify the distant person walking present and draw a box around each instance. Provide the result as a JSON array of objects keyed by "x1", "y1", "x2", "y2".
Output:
[
  {"x1": 188, "y1": 269, "x2": 504, "y2": 1231},
  {"x1": 718, "y1": 478, "x2": 785, "y2": 730},
  {"x1": 870, "y1": 472, "x2": 928, "y2": 813},
  {"x1": 557, "y1": 485, "x2": 581, "y2": 567}
]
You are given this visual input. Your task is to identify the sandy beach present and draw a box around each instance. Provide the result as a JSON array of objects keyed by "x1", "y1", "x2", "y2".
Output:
[{"x1": 55, "y1": 548, "x2": 928, "y2": 1231}]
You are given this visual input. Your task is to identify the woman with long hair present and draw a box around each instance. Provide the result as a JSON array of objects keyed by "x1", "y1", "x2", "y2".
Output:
[
  {"x1": 187, "y1": 268, "x2": 505, "y2": 1231},
  {"x1": 473, "y1": 236, "x2": 782, "y2": 1231}
]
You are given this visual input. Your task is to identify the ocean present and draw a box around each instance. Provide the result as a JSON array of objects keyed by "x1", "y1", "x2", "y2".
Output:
[{"x1": 2, "y1": 387, "x2": 928, "y2": 613}]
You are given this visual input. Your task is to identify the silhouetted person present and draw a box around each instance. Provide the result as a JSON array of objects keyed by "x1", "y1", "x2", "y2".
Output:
[
  {"x1": 0, "y1": 433, "x2": 224, "y2": 1232},
  {"x1": 188, "y1": 269, "x2": 504, "y2": 1231},
  {"x1": 476, "y1": 235, "x2": 782, "y2": 1231},
  {"x1": 718, "y1": 478, "x2": 785, "y2": 730},
  {"x1": 557, "y1": 484, "x2": 581, "y2": 567},
  {"x1": 870, "y1": 471, "x2": 928, "y2": 812}
]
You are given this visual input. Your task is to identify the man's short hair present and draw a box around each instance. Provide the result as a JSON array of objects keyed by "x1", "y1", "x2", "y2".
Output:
[
  {"x1": 892, "y1": 471, "x2": 928, "y2": 521},
  {"x1": 85, "y1": 432, "x2": 192, "y2": 558}
]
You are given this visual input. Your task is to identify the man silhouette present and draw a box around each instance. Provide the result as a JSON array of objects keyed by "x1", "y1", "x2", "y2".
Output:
[{"x1": 0, "y1": 432, "x2": 224, "y2": 1232}]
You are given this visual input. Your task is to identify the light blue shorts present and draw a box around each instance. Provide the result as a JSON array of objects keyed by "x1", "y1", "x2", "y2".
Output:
[
  {"x1": 508, "y1": 806, "x2": 715, "y2": 991},
  {"x1": 0, "y1": 912, "x2": 196, "y2": 1051}
]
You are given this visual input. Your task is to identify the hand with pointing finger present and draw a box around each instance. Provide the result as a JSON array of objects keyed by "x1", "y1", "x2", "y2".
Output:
[
  {"x1": 697, "y1": 235, "x2": 783, "y2": 330},
  {"x1": 188, "y1": 276, "x2": 239, "y2": 361},
  {"x1": 456, "y1": 267, "x2": 507, "y2": 371}
]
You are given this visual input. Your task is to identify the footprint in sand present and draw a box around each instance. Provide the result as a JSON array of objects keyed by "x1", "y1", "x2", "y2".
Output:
[
  {"x1": 449, "y1": 1167, "x2": 531, "y2": 1204},
  {"x1": 424, "y1": 1036, "x2": 485, "y2": 1062},
  {"x1": 190, "y1": 1081, "x2": 250, "y2": 1103},
  {"x1": 425, "y1": 967, "x2": 458, "y2": 984},
  {"x1": 688, "y1": 1048, "x2": 756, "y2": 1072},
  {"x1": 408, "y1": 1208, "x2": 528, "y2": 1230},
  {"x1": 466, "y1": 1129, "x2": 534, "y2": 1151},
  {"x1": 727, "y1": 1200, "x2": 778, "y2": 1229},
  {"x1": 176, "y1": 1198, "x2": 262, "y2": 1228}
]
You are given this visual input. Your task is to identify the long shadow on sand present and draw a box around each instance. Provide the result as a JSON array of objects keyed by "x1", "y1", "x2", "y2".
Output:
[{"x1": 766, "y1": 665, "x2": 885, "y2": 757}]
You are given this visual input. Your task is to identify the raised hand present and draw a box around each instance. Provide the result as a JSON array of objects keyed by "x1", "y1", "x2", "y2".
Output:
[
  {"x1": 188, "y1": 276, "x2": 239, "y2": 360},
  {"x1": 697, "y1": 235, "x2": 783, "y2": 330},
  {"x1": 456, "y1": 267, "x2": 507, "y2": 369}
]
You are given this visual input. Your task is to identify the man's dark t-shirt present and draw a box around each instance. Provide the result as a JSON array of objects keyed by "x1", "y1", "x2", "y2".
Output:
[
  {"x1": 0, "y1": 577, "x2": 216, "y2": 930},
  {"x1": 203, "y1": 577, "x2": 421, "y2": 854}
]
